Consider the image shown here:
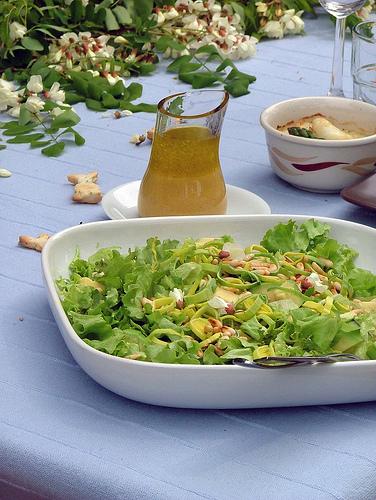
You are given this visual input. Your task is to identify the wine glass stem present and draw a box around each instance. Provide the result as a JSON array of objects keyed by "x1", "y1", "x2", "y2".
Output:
[{"x1": 329, "y1": 17, "x2": 346, "y2": 97}]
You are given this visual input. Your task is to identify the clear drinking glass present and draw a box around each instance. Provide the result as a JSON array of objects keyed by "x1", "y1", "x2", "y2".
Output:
[
  {"x1": 352, "y1": 21, "x2": 376, "y2": 104},
  {"x1": 138, "y1": 90, "x2": 229, "y2": 217},
  {"x1": 319, "y1": 0, "x2": 366, "y2": 97}
]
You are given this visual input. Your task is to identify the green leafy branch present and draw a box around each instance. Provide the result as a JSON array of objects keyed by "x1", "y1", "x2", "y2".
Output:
[
  {"x1": 63, "y1": 71, "x2": 157, "y2": 113},
  {"x1": 163, "y1": 41, "x2": 256, "y2": 97},
  {"x1": 0, "y1": 104, "x2": 85, "y2": 157}
]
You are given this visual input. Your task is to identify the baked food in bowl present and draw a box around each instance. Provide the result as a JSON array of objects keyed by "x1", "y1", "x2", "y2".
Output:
[{"x1": 260, "y1": 96, "x2": 376, "y2": 193}]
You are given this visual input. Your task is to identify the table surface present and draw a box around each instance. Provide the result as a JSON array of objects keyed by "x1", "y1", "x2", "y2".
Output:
[{"x1": 2, "y1": 14, "x2": 376, "y2": 500}]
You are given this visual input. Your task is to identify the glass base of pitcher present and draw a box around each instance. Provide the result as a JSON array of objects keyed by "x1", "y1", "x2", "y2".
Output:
[{"x1": 138, "y1": 201, "x2": 228, "y2": 217}]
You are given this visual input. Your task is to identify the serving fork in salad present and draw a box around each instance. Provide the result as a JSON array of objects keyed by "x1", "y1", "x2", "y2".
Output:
[{"x1": 232, "y1": 353, "x2": 361, "y2": 369}]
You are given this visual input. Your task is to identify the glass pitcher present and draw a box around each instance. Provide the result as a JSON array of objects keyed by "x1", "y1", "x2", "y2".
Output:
[{"x1": 138, "y1": 90, "x2": 229, "y2": 217}]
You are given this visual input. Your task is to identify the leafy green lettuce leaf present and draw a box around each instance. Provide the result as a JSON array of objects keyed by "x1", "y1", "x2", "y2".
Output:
[
  {"x1": 69, "y1": 312, "x2": 113, "y2": 340},
  {"x1": 348, "y1": 268, "x2": 376, "y2": 298},
  {"x1": 261, "y1": 219, "x2": 330, "y2": 253},
  {"x1": 296, "y1": 314, "x2": 338, "y2": 352},
  {"x1": 313, "y1": 239, "x2": 358, "y2": 276}
]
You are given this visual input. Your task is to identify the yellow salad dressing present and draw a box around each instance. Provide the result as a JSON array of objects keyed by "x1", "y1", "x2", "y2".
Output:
[{"x1": 138, "y1": 125, "x2": 227, "y2": 217}]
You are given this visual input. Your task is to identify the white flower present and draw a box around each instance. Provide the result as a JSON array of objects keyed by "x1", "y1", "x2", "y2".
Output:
[
  {"x1": 106, "y1": 74, "x2": 122, "y2": 86},
  {"x1": 114, "y1": 36, "x2": 128, "y2": 45},
  {"x1": 47, "y1": 82, "x2": 65, "y2": 103},
  {"x1": 208, "y1": 296, "x2": 229, "y2": 315},
  {"x1": 175, "y1": 0, "x2": 193, "y2": 13},
  {"x1": 222, "y1": 3, "x2": 234, "y2": 15},
  {"x1": 208, "y1": 2, "x2": 221, "y2": 14},
  {"x1": 96, "y1": 34, "x2": 111, "y2": 46},
  {"x1": 50, "y1": 104, "x2": 70, "y2": 116},
  {"x1": 8, "y1": 105, "x2": 21, "y2": 118},
  {"x1": 237, "y1": 38, "x2": 257, "y2": 59},
  {"x1": 280, "y1": 9, "x2": 304, "y2": 35},
  {"x1": 185, "y1": 18, "x2": 200, "y2": 30},
  {"x1": 308, "y1": 273, "x2": 328, "y2": 293},
  {"x1": 169, "y1": 288, "x2": 184, "y2": 303},
  {"x1": 174, "y1": 28, "x2": 185, "y2": 37},
  {"x1": 241, "y1": 37, "x2": 258, "y2": 56},
  {"x1": 255, "y1": 2, "x2": 268, "y2": 14},
  {"x1": 50, "y1": 48, "x2": 63, "y2": 63},
  {"x1": 163, "y1": 47, "x2": 190, "y2": 59},
  {"x1": 87, "y1": 69, "x2": 100, "y2": 77},
  {"x1": 197, "y1": 17, "x2": 209, "y2": 28},
  {"x1": 262, "y1": 20, "x2": 284, "y2": 39},
  {"x1": 86, "y1": 48, "x2": 97, "y2": 60},
  {"x1": 287, "y1": 14, "x2": 304, "y2": 34},
  {"x1": 231, "y1": 13, "x2": 242, "y2": 26},
  {"x1": 164, "y1": 7, "x2": 179, "y2": 19},
  {"x1": 50, "y1": 64, "x2": 64, "y2": 73},
  {"x1": 5, "y1": 91, "x2": 19, "y2": 108},
  {"x1": 60, "y1": 32, "x2": 79, "y2": 46},
  {"x1": 216, "y1": 17, "x2": 232, "y2": 31},
  {"x1": 224, "y1": 34, "x2": 237, "y2": 49},
  {"x1": 96, "y1": 42, "x2": 114, "y2": 59},
  {"x1": 79, "y1": 31, "x2": 91, "y2": 40},
  {"x1": 27, "y1": 75, "x2": 43, "y2": 94},
  {"x1": 211, "y1": 12, "x2": 222, "y2": 24},
  {"x1": 0, "y1": 78, "x2": 16, "y2": 92},
  {"x1": 0, "y1": 88, "x2": 19, "y2": 110},
  {"x1": 192, "y1": 1, "x2": 207, "y2": 12},
  {"x1": 0, "y1": 95, "x2": 10, "y2": 111},
  {"x1": 182, "y1": 14, "x2": 197, "y2": 26},
  {"x1": 51, "y1": 107, "x2": 65, "y2": 117},
  {"x1": 156, "y1": 11, "x2": 166, "y2": 25},
  {"x1": 142, "y1": 42, "x2": 152, "y2": 51},
  {"x1": 125, "y1": 53, "x2": 137, "y2": 63},
  {"x1": 25, "y1": 95, "x2": 45, "y2": 113},
  {"x1": 9, "y1": 22, "x2": 27, "y2": 42}
]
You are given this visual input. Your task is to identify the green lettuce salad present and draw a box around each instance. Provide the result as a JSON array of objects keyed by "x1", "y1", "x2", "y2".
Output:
[{"x1": 57, "y1": 219, "x2": 376, "y2": 364}]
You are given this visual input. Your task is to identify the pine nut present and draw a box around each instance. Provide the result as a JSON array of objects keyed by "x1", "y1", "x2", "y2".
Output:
[
  {"x1": 312, "y1": 261, "x2": 326, "y2": 276},
  {"x1": 221, "y1": 326, "x2": 236, "y2": 336},
  {"x1": 209, "y1": 318, "x2": 222, "y2": 329}
]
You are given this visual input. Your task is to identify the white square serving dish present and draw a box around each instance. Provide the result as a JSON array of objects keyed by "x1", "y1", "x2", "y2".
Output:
[{"x1": 42, "y1": 215, "x2": 376, "y2": 409}]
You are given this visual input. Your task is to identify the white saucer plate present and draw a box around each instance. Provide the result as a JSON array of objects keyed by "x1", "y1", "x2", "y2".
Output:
[{"x1": 101, "y1": 180, "x2": 271, "y2": 219}]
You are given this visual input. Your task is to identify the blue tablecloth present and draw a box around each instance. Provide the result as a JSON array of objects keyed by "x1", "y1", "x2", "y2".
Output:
[{"x1": 2, "y1": 15, "x2": 376, "y2": 500}]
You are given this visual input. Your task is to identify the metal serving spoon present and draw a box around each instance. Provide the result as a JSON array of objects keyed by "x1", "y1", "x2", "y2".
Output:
[{"x1": 232, "y1": 353, "x2": 361, "y2": 369}]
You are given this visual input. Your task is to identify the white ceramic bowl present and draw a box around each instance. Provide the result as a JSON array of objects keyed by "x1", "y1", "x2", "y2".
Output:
[
  {"x1": 42, "y1": 215, "x2": 376, "y2": 409},
  {"x1": 260, "y1": 97, "x2": 376, "y2": 193}
]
